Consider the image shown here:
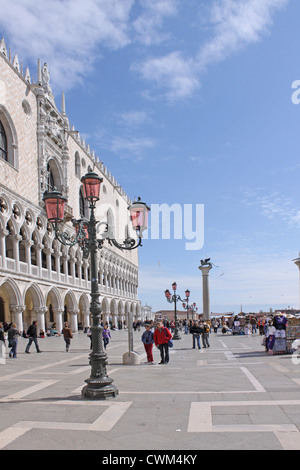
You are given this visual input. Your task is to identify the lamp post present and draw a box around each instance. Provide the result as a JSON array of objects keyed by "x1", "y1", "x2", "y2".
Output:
[
  {"x1": 182, "y1": 291, "x2": 197, "y2": 330},
  {"x1": 164, "y1": 282, "x2": 188, "y2": 340},
  {"x1": 43, "y1": 172, "x2": 150, "y2": 400}
]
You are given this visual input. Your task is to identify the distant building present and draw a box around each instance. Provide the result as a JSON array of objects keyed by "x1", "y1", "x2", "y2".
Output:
[
  {"x1": 154, "y1": 310, "x2": 192, "y2": 323},
  {"x1": 141, "y1": 304, "x2": 153, "y2": 322}
]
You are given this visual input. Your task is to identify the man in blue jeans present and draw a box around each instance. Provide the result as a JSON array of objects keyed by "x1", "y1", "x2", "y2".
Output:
[
  {"x1": 190, "y1": 321, "x2": 203, "y2": 349},
  {"x1": 25, "y1": 321, "x2": 42, "y2": 354}
]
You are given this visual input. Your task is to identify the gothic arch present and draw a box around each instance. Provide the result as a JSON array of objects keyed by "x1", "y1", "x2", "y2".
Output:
[
  {"x1": 0, "y1": 276, "x2": 22, "y2": 305},
  {"x1": 101, "y1": 297, "x2": 110, "y2": 315},
  {"x1": 63, "y1": 290, "x2": 78, "y2": 312},
  {"x1": 0, "y1": 104, "x2": 19, "y2": 168},
  {"x1": 24, "y1": 282, "x2": 45, "y2": 310},
  {"x1": 78, "y1": 293, "x2": 89, "y2": 313},
  {"x1": 110, "y1": 298, "x2": 117, "y2": 315},
  {"x1": 45, "y1": 285, "x2": 63, "y2": 311},
  {"x1": 46, "y1": 156, "x2": 64, "y2": 192}
]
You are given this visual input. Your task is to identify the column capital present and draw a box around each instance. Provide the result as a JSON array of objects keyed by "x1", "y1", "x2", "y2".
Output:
[{"x1": 198, "y1": 265, "x2": 212, "y2": 275}]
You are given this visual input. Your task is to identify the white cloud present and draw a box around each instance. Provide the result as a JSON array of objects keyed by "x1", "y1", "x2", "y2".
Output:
[
  {"x1": 117, "y1": 110, "x2": 148, "y2": 127},
  {"x1": 0, "y1": 0, "x2": 134, "y2": 90},
  {"x1": 0, "y1": 0, "x2": 289, "y2": 98},
  {"x1": 197, "y1": 0, "x2": 289, "y2": 69},
  {"x1": 110, "y1": 135, "x2": 156, "y2": 160},
  {"x1": 134, "y1": 0, "x2": 289, "y2": 100},
  {"x1": 133, "y1": 0, "x2": 179, "y2": 45},
  {"x1": 132, "y1": 51, "x2": 200, "y2": 101},
  {"x1": 242, "y1": 189, "x2": 300, "y2": 228}
]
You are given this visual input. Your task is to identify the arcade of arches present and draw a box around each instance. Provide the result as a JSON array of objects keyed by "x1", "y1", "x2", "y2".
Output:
[{"x1": 0, "y1": 276, "x2": 140, "y2": 334}]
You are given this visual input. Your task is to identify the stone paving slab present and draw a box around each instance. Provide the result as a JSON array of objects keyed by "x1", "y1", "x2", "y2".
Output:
[{"x1": 1, "y1": 328, "x2": 300, "y2": 452}]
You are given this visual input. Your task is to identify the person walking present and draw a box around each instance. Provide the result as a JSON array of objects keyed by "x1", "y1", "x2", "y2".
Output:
[
  {"x1": 0, "y1": 323, "x2": 5, "y2": 346},
  {"x1": 87, "y1": 327, "x2": 92, "y2": 350},
  {"x1": 141, "y1": 324, "x2": 154, "y2": 363},
  {"x1": 202, "y1": 321, "x2": 210, "y2": 348},
  {"x1": 62, "y1": 322, "x2": 73, "y2": 352},
  {"x1": 0, "y1": 322, "x2": 6, "y2": 360},
  {"x1": 8, "y1": 323, "x2": 21, "y2": 358},
  {"x1": 153, "y1": 321, "x2": 172, "y2": 364},
  {"x1": 25, "y1": 321, "x2": 42, "y2": 354},
  {"x1": 190, "y1": 321, "x2": 203, "y2": 349},
  {"x1": 102, "y1": 324, "x2": 111, "y2": 349}
]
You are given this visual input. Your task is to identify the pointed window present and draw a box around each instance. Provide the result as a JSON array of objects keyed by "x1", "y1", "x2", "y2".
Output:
[{"x1": 0, "y1": 120, "x2": 8, "y2": 162}]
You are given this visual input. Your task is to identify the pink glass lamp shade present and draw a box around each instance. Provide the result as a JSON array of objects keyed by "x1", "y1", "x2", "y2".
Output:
[
  {"x1": 128, "y1": 197, "x2": 150, "y2": 233},
  {"x1": 81, "y1": 172, "x2": 103, "y2": 202},
  {"x1": 43, "y1": 189, "x2": 67, "y2": 224}
]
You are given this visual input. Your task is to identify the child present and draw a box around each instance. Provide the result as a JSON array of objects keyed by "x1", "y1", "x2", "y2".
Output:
[{"x1": 141, "y1": 324, "x2": 154, "y2": 363}]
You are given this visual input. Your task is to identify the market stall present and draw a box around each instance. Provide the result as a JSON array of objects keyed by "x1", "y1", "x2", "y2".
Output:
[{"x1": 264, "y1": 314, "x2": 300, "y2": 355}]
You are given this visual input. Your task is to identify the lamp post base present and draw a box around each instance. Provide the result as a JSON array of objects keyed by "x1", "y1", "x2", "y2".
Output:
[
  {"x1": 173, "y1": 332, "x2": 181, "y2": 340},
  {"x1": 82, "y1": 378, "x2": 119, "y2": 400}
]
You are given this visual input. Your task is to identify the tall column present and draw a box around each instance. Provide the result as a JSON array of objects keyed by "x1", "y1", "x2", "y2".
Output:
[
  {"x1": 198, "y1": 264, "x2": 212, "y2": 321},
  {"x1": 293, "y1": 254, "x2": 300, "y2": 309}
]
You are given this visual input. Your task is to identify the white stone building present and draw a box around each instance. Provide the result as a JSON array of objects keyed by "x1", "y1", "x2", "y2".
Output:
[{"x1": 0, "y1": 38, "x2": 142, "y2": 334}]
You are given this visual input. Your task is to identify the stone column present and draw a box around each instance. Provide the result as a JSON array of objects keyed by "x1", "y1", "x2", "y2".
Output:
[
  {"x1": 70, "y1": 311, "x2": 78, "y2": 333},
  {"x1": 10, "y1": 305, "x2": 25, "y2": 332},
  {"x1": 82, "y1": 311, "x2": 90, "y2": 330},
  {"x1": 0, "y1": 228, "x2": 8, "y2": 269},
  {"x1": 55, "y1": 309, "x2": 63, "y2": 335},
  {"x1": 293, "y1": 255, "x2": 300, "y2": 309},
  {"x1": 198, "y1": 264, "x2": 212, "y2": 321},
  {"x1": 37, "y1": 307, "x2": 47, "y2": 333}
]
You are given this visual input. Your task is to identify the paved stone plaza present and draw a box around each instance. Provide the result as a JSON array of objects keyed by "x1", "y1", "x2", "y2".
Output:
[{"x1": 1, "y1": 328, "x2": 300, "y2": 451}]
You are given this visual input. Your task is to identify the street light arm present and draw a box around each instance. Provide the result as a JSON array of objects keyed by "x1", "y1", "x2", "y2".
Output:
[
  {"x1": 51, "y1": 221, "x2": 86, "y2": 247},
  {"x1": 108, "y1": 236, "x2": 143, "y2": 251}
]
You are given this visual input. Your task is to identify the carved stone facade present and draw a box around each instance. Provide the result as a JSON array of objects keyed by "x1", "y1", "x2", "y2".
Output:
[{"x1": 0, "y1": 39, "x2": 141, "y2": 333}]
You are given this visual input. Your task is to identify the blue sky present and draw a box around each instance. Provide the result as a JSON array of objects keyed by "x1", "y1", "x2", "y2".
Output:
[{"x1": 1, "y1": 0, "x2": 300, "y2": 314}]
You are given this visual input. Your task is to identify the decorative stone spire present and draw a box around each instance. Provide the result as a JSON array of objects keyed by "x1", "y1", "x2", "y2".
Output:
[
  {"x1": 12, "y1": 54, "x2": 20, "y2": 72},
  {"x1": 24, "y1": 66, "x2": 31, "y2": 84},
  {"x1": 0, "y1": 38, "x2": 7, "y2": 57}
]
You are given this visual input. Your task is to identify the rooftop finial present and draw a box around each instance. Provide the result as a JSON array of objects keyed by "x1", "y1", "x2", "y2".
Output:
[
  {"x1": 37, "y1": 59, "x2": 42, "y2": 85},
  {"x1": 61, "y1": 91, "x2": 66, "y2": 115}
]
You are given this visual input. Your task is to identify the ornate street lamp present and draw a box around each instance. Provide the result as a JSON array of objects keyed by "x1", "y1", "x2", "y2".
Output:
[
  {"x1": 164, "y1": 282, "x2": 189, "y2": 340},
  {"x1": 43, "y1": 173, "x2": 150, "y2": 400}
]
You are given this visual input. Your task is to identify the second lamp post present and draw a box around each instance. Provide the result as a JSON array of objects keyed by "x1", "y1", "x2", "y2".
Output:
[{"x1": 164, "y1": 283, "x2": 191, "y2": 340}]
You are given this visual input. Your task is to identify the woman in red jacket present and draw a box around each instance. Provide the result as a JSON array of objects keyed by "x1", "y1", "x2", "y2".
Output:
[{"x1": 154, "y1": 322, "x2": 172, "y2": 364}]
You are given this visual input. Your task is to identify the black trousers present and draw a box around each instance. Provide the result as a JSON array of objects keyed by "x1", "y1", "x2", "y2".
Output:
[{"x1": 159, "y1": 343, "x2": 169, "y2": 363}]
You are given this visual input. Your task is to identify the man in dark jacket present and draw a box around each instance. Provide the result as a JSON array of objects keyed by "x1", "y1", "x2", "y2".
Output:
[
  {"x1": 25, "y1": 321, "x2": 42, "y2": 354},
  {"x1": 190, "y1": 321, "x2": 203, "y2": 349}
]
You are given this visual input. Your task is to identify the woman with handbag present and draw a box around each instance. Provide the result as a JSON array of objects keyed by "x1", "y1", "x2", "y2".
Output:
[
  {"x1": 7, "y1": 323, "x2": 20, "y2": 358},
  {"x1": 154, "y1": 322, "x2": 172, "y2": 365}
]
